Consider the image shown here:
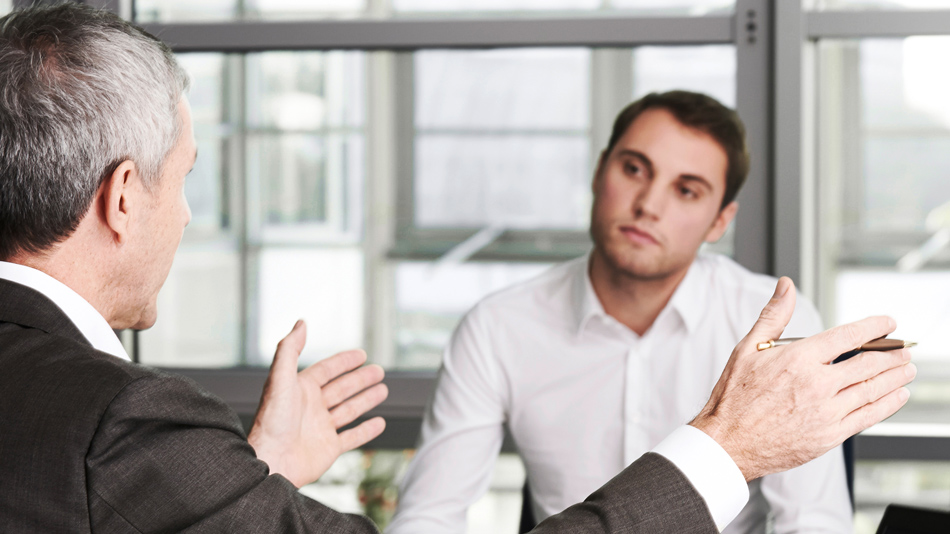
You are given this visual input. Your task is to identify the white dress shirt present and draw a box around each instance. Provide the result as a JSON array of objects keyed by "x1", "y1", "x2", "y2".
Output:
[
  {"x1": 388, "y1": 253, "x2": 851, "y2": 534},
  {"x1": 0, "y1": 261, "x2": 129, "y2": 361}
]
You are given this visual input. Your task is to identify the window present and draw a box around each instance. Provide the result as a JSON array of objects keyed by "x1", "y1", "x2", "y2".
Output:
[
  {"x1": 140, "y1": 51, "x2": 366, "y2": 368},
  {"x1": 803, "y1": 7, "x2": 950, "y2": 532}
]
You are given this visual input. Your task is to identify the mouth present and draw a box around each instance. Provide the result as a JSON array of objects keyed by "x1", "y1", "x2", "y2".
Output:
[{"x1": 619, "y1": 225, "x2": 660, "y2": 246}]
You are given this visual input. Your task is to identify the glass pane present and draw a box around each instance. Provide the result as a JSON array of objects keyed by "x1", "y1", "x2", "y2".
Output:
[
  {"x1": 394, "y1": 261, "x2": 551, "y2": 368},
  {"x1": 416, "y1": 49, "x2": 589, "y2": 131},
  {"x1": 135, "y1": 0, "x2": 238, "y2": 22},
  {"x1": 247, "y1": 133, "x2": 363, "y2": 242},
  {"x1": 247, "y1": 51, "x2": 364, "y2": 130},
  {"x1": 395, "y1": 0, "x2": 599, "y2": 13},
  {"x1": 414, "y1": 135, "x2": 590, "y2": 229},
  {"x1": 817, "y1": 38, "x2": 950, "y2": 433},
  {"x1": 135, "y1": 0, "x2": 366, "y2": 22},
  {"x1": 140, "y1": 53, "x2": 240, "y2": 368},
  {"x1": 819, "y1": 0, "x2": 950, "y2": 9},
  {"x1": 255, "y1": 248, "x2": 364, "y2": 367},
  {"x1": 633, "y1": 45, "x2": 736, "y2": 108},
  {"x1": 396, "y1": 0, "x2": 734, "y2": 15},
  {"x1": 853, "y1": 460, "x2": 950, "y2": 534},
  {"x1": 140, "y1": 244, "x2": 242, "y2": 367}
]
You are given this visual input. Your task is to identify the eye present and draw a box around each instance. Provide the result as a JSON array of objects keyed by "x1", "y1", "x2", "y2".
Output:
[
  {"x1": 624, "y1": 162, "x2": 642, "y2": 176},
  {"x1": 678, "y1": 185, "x2": 698, "y2": 199}
]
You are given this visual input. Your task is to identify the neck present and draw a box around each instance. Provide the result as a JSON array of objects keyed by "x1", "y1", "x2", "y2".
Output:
[
  {"x1": 9, "y1": 233, "x2": 120, "y2": 328},
  {"x1": 588, "y1": 249, "x2": 692, "y2": 336}
]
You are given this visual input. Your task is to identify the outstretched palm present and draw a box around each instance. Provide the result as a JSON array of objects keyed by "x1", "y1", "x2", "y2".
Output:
[{"x1": 248, "y1": 320, "x2": 388, "y2": 487}]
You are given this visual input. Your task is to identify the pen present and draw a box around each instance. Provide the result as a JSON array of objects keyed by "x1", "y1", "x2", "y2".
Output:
[{"x1": 756, "y1": 337, "x2": 917, "y2": 352}]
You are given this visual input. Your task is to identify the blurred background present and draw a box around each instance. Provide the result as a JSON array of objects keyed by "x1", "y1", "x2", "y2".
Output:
[{"x1": 9, "y1": 0, "x2": 950, "y2": 531}]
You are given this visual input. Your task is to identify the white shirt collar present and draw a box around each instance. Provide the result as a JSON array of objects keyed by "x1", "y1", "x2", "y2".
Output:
[
  {"x1": 572, "y1": 252, "x2": 708, "y2": 336},
  {"x1": 0, "y1": 261, "x2": 130, "y2": 361}
]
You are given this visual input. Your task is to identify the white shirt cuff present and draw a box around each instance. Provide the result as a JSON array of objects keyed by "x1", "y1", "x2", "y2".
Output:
[{"x1": 651, "y1": 425, "x2": 749, "y2": 531}]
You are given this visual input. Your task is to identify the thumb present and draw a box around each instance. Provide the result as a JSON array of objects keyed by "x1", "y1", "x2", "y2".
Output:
[
  {"x1": 272, "y1": 320, "x2": 307, "y2": 376},
  {"x1": 742, "y1": 277, "x2": 797, "y2": 348}
]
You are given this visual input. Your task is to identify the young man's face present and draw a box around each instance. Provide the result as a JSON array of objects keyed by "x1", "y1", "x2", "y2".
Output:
[{"x1": 589, "y1": 107, "x2": 738, "y2": 281}]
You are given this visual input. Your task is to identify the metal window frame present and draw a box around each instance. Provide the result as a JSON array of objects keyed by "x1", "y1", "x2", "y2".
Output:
[{"x1": 775, "y1": 3, "x2": 950, "y2": 461}]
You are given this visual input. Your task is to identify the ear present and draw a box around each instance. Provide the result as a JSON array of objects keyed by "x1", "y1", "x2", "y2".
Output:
[
  {"x1": 705, "y1": 200, "x2": 738, "y2": 243},
  {"x1": 100, "y1": 160, "x2": 140, "y2": 245}
]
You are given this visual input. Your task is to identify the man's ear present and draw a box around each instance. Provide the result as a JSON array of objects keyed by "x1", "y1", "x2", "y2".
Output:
[
  {"x1": 100, "y1": 160, "x2": 140, "y2": 245},
  {"x1": 705, "y1": 200, "x2": 738, "y2": 243}
]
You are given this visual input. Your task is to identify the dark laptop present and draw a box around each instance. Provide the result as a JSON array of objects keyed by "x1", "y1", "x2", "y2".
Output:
[{"x1": 876, "y1": 504, "x2": 950, "y2": 534}]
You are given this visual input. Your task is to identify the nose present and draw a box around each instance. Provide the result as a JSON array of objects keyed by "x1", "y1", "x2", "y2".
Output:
[{"x1": 632, "y1": 179, "x2": 665, "y2": 220}]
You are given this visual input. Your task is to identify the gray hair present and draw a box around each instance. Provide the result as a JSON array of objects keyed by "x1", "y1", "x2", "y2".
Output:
[{"x1": 0, "y1": 2, "x2": 189, "y2": 260}]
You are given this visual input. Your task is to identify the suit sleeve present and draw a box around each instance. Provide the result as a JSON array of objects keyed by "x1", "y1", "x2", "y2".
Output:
[
  {"x1": 387, "y1": 306, "x2": 508, "y2": 534},
  {"x1": 85, "y1": 373, "x2": 380, "y2": 534},
  {"x1": 529, "y1": 453, "x2": 718, "y2": 534}
]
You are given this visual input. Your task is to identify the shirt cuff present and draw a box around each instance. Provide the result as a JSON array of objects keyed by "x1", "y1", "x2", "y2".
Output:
[{"x1": 651, "y1": 425, "x2": 749, "y2": 531}]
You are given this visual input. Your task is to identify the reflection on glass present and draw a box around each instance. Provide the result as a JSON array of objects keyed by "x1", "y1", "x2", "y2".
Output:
[
  {"x1": 256, "y1": 248, "x2": 364, "y2": 367},
  {"x1": 817, "y1": 38, "x2": 950, "y2": 432},
  {"x1": 853, "y1": 461, "x2": 950, "y2": 534},
  {"x1": 633, "y1": 45, "x2": 736, "y2": 108},
  {"x1": 395, "y1": 262, "x2": 551, "y2": 368},
  {"x1": 139, "y1": 244, "x2": 241, "y2": 367},
  {"x1": 246, "y1": 51, "x2": 364, "y2": 130}
]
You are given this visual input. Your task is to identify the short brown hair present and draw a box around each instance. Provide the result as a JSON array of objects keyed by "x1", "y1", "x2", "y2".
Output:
[{"x1": 604, "y1": 90, "x2": 749, "y2": 209}]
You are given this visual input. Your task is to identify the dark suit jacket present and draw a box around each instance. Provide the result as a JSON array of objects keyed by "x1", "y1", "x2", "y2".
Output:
[{"x1": 0, "y1": 278, "x2": 718, "y2": 533}]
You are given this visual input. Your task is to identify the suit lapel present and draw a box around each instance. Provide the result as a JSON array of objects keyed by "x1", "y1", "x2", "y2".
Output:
[{"x1": 0, "y1": 278, "x2": 91, "y2": 347}]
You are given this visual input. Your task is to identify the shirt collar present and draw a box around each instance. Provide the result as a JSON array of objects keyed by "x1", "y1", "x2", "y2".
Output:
[
  {"x1": 0, "y1": 261, "x2": 130, "y2": 361},
  {"x1": 572, "y1": 252, "x2": 708, "y2": 336}
]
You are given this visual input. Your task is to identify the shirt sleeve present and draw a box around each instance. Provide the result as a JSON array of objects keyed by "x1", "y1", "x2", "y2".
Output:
[
  {"x1": 387, "y1": 306, "x2": 508, "y2": 534},
  {"x1": 651, "y1": 425, "x2": 750, "y2": 531}
]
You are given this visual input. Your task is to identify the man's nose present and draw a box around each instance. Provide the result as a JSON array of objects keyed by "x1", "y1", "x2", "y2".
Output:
[{"x1": 633, "y1": 179, "x2": 665, "y2": 219}]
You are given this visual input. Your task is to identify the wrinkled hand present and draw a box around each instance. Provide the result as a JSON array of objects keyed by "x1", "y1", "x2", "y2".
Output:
[
  {"x1": 691, "y1": 277, "x2": 916, "y2": 482},
  {"x1": 248, "y1": 320, "x2": 388, "y2": 488}
]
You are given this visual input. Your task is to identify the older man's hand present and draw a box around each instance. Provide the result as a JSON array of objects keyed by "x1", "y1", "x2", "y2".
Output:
[
  {"x1": 248, "y1": 320, "x2": 388, "y2": 488},
  {"x1": 691, "y1": 277, "x2": 916, "y2": 482}
]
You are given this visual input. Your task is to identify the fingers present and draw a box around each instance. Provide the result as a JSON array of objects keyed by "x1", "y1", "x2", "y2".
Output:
[
  {"x1": 740, "y1": 277, "x2": 796, "y2": 348},
  {"x1": 330, "y1": 383, "x2": 389, "y2": 429},
  {"x1": 806, "y1": 316, "x2": 897, "y2": 364},
  {"x1": 338, "y1": 417, "x2": 386, "y2": 452},
  {"x1": 839, "y1": 387, "x2": 911, "y2": 439},
  {"x1": 323, "y1": 364, "x2": 385, "y2": 408},
  {"x1": 271, "y1": 320, "x2": 307, "y2": 376},
  {"x1": 836, "y1": 362, "x2": 916, "y2": 416},
  {"x1": 304, "y1": 349, "x2": 369, "y2": 387},
  {"x1": 833, "y1": 348, "x2": 912, "y2": 391}
]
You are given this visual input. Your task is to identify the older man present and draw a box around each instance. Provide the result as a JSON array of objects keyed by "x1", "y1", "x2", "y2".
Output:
[{"x1": 0, "y1": 4, "x2": 915, "y2": 534}]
